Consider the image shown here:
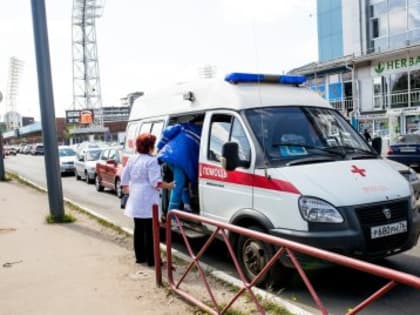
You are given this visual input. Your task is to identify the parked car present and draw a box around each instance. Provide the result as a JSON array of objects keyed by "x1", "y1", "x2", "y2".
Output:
[
  {"x1": 58, "y1": 146, "x2": 77, "y2": 175},
  {"x1": 385, "y1": 158, "x2": 420, "y2": 199},
  {"x1": 95, "y1": 148, "x2": 123, "y2": 197},
  {"x1": 35, "y1": 144, "x2": 44, "y2": 155},
  {"x1": 75, "y1": 148, "x2": 104, "y2": 183},
  {"x1": 22, "y1": 144, "x2": 32, "y2": 154},
  {"x1": 4, "y1": 146, "x2": 17, "y2": 156},
  {"x1": 76, "y1": 141, "x2": 107, "y2": 156},
  {"x1": 386, "y1": 134, "x2": 420, "y2": 168},
  {"x1": 31, "y1": 143, "x2": 44, "y2": 155}
]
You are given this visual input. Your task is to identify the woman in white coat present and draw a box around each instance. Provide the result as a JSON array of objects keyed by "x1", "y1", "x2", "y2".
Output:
[{"x1": 121, "y1": 133, "x2": 173, "y2": 266}]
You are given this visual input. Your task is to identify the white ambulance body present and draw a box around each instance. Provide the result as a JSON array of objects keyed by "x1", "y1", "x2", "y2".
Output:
[{"x1": 125, "y1": 73, "x2": 420, "y2": 283}]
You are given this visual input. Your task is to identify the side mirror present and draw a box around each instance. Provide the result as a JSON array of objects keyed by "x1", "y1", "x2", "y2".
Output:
[
  {"x1": 371, "y1": 137, "x2": 382, "y2": 155},
  {"x1": 221, "y1": 142, "x2": 239, "y2": 171},
  {"x1": 221, "y1": 142, "x2": 250, "y2": 171}
]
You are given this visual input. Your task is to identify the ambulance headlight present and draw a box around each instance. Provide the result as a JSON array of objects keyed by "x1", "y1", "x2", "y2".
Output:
[{"x1": 298, "y1": 197, "x2": 344, "y2": 223}]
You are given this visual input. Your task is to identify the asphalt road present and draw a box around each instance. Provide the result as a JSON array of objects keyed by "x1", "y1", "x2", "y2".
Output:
[{"x1": 5, "y1": 154, "x2": 420, "y2": 314}]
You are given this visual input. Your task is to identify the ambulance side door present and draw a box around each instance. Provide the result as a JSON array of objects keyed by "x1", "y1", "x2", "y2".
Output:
[{"x1": 199, "y1": 111, "x2": 254, "y2": 223}]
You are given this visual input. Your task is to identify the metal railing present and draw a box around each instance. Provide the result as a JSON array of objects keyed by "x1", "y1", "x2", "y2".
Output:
[
  {"x1": 152, "y1": 208, "x2": 420, "y2": 315},
  {"x1": 375, "y1": 89, "x2": 420, "y2": 108},
  {"x1": 329, "y1": 97, "x2": 353, "y2": 113}
]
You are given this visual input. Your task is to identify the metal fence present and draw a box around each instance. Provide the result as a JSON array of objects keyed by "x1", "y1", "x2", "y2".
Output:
[{"x1": 152, "y1": 207, "x2": 420, "y2": 315}]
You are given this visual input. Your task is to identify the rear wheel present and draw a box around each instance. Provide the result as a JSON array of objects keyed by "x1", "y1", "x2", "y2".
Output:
[
  {"x1": 95, "y1": 175, "x2": 104, "y2": 192},
  {"x1": 75, "y1": 171, "x2": 81, "y2": 180},
  {"x1": 236, "y1": 225, "x2": 286, "y2": 287},
  {"x1": 115, "y1": 178, "x2": 122, "y2": 198}
]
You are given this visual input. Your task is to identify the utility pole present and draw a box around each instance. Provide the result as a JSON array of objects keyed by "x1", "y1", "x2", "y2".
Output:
[
  {"x1": 0, "y1": 91, "x2": 5, "y2": 181},
  {"x1": 31, "y1": 0, "x2": 64, "y2": 219}
]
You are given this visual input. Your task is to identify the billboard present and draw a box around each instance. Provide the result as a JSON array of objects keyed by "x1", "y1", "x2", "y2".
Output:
[{"x1": 65, "y1": 109, "x2": 94, "y2": 125}]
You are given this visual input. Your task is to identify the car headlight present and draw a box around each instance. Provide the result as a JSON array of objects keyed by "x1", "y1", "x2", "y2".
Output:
[
  {"x1": 298, "y1": 196, "x2": 344, "y2": 223},
  {"x1": 408, "y1": 168, "x2": 418, "y2": 183}
]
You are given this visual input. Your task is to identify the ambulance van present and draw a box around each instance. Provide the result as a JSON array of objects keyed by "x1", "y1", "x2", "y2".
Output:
[{"x1": 124, "y1": 72, "x2": 420, "y2": 285}]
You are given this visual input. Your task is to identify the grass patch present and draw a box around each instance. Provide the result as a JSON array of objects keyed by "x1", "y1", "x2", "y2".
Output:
[
  {"x1": 1, "y1": 174, "x2": 11, "y2": 181},
  {"x1": 208, "y1": 274, "x2": 294, "y2": 315},
  {"x1": 46, "y1": 213, "x2": 76, "y2": 224}
]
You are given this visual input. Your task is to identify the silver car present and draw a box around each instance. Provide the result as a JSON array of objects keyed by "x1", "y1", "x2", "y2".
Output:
[{"x1": 75, "y1": 148, "x2": 104, "y2": 183}]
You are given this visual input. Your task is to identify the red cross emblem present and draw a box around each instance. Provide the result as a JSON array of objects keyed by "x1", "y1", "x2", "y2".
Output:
[{"x1": 351, "y1": 165, "x2": 366, "y2": 177}]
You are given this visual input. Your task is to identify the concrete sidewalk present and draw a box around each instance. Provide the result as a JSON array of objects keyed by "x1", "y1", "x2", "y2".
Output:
[{"x1": 0, "y1": 180, "x2": 190, "y2": 315}]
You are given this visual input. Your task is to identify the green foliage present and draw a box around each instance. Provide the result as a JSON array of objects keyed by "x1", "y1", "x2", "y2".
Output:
[{"x1": 46, "y1": 213, "x2": 76, "y2": 224}]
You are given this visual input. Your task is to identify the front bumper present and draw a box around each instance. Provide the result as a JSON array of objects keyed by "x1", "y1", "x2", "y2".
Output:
[
  {"x1": 60, "y1": 165, "x2": 75, "y2": 173},
  {"x1": 270, "y1": 200, "x2": 420, "y2": 266},
  {"x1": 87, "y1": 169, "x2": 96, "y2": 180}
]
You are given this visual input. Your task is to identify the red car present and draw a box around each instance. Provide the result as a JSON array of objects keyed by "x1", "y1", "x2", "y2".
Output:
[{"x1": 95, "y1": 148, "x2": 123, "y2": 197}]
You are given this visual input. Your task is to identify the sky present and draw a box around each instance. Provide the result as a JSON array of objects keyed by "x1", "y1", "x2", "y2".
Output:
[{"x1": 0, "y1": 0, "x2": 317, "y2": 121}]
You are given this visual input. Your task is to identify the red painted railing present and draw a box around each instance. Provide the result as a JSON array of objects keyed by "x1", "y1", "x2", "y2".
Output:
[{"x1": 152, "y1": 207, "x2": 420, "y2": 315}]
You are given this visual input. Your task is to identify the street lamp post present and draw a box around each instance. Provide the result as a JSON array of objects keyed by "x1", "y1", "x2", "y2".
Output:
[
  {"x1": 30, "y1": 0, "x2": 64, "y2": 219},
  {"x1": 0, "y1": 91, "x2": 5, "y2": 181}
]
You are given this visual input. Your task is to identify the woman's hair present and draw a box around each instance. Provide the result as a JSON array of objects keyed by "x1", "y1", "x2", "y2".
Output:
[{"x1": 136, "y1": 133, "x2": 156, "y2": 154}]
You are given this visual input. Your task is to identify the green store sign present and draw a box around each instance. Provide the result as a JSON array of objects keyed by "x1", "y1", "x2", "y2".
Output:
[{"x1": 373, "y1": 55, "x2": 420, "y2": 74}]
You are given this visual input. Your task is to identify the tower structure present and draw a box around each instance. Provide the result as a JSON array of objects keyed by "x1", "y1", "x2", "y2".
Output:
[
  {"x1": 72, "y1": 0, "x2": 104, "y2": 126},
  {"x1": 4, "y1": 57, "x2": 24, "y2": 130}
]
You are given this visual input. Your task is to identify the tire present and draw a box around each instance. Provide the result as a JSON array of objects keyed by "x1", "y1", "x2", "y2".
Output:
[
  {"x1": 75, "y1": 170, "x2": 81, "y2": 180},
  {"x1": 236, "y1": 225, "x2": 286, "y2": 288},
  {"x1": 95, "y1": 175, "x2": 104, "y2": 192},
  {"x1": 115, "y1": 178, "x2": 122, "y2": 198},
  {"x1": 85, "y1": 171, "x2": 90, "y2": 184}
]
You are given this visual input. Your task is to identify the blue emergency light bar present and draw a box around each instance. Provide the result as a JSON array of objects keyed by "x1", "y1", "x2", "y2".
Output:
[{"x1": 224, "y1": 72, "x2": 306, "y2": 85}]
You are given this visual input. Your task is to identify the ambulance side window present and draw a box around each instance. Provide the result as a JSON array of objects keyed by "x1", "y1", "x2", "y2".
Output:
[
  {"x1": 208, "y1": 115, "x2": 231, "y2": 162},
  {"x1": 208, "y1": 114, "x2": 251, "y2": 166},
  {"x1": 231, "y1": 118, "x2": 251, "y2": 163},
  {"x1": 151, "y1": 121, "x2": 164, "y2": 139},
  {"x1": 125, "y1": 123, "x2": 138, "y2": 154},
  {"x1": 139, "y1": 122, "x2": 152, "y2": 134}
]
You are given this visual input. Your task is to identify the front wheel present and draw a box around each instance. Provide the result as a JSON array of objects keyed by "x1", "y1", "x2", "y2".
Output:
[
  {"x1": 236, "y1": 225, "x2": 286, "y2": 287},
  {"x1": 95, "y1": 175, "x2": 104, "y2": 192}
]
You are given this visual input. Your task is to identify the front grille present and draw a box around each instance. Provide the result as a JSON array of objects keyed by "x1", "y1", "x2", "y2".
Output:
[
  {"x1": 355, "y1": 200, "x2": 407, "y2": 225},
  {"x1": 355, "y1": 200, "x2": 409, "y2": 253}
]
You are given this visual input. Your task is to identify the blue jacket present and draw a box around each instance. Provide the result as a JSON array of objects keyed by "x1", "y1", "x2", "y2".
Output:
[{"x1": 157, "y1": 123, "x2": 202, "y2": 183}]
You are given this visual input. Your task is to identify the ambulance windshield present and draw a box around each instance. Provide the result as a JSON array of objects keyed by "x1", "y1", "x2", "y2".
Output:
[{"x1": 245, "y1": 106, "x2": 374, "y2": 164}]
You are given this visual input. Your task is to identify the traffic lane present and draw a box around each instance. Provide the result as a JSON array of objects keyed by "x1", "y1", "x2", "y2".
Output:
[
  {"x1": 5, "y1": 154, "x2": 420, "y2": 314},
  {"x1": 4, "y1": 154, "x2": 133, "y2": 229}
]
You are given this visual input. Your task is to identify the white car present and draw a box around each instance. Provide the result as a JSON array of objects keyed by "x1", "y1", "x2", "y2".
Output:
[
  {"x1": 75, "y1": 148, "x2": 104, "y2": 183},
  {"x1": 58, "y1": 146, "x2": 77, "y2": 175}
]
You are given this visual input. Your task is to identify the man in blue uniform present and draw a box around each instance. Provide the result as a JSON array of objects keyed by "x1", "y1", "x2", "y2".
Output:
[{"x1": 157, "y1": 121, "x2": 201, "y2": 213}]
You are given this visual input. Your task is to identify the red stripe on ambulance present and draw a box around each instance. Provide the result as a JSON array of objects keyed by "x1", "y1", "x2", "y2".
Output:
[{"x1": 199, "y1": 163, "x2": 300, "y2": 195}]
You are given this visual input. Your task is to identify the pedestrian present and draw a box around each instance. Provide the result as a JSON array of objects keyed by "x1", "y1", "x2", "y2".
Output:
[
  {"x1": 157, "y1": 120, "x2": 201, "y2": 214},
  {"x1": 363, "y1": 129, "x2": 372, "y2": 142},
  {"x1": 121, "y1": 133, "x2": 174, "y2": 266}
]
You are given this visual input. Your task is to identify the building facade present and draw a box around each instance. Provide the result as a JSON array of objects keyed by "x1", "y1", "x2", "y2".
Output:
[{"x1": 292, "y1": 0, "x2": 420, "y2": 147}]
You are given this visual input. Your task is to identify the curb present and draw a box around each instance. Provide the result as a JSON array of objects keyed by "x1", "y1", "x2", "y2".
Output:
[{"x1": 6, "y1": 171, "x2": 315, "y2": 315}]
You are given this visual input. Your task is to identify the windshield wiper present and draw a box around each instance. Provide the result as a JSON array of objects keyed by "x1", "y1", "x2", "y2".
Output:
[
  {"x1": 285, "y1": 156, "x2": 336, "y2": 166},
  {"x1": 328, "y1": 145, "x2": 377, "y2": 158},
  {"x1": 272, "y1": 143, "x2": 345, "y2": 158}
]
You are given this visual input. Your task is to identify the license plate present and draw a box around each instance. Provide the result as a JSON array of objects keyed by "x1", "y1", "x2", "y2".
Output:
[
  {"x1": 370, "y1": 220, "x2": 407, "y2": 239},
  {"x1": 400, "y1": 147, "x2": 416, "y2": 152}
]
